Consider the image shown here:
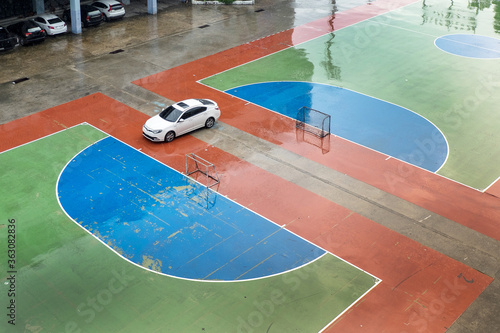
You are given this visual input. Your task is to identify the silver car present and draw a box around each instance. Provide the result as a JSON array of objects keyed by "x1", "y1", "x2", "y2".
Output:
[
  {"x1": 91, "y1": 0, "x2": 125, "y2": 21},
  {"x1": 143, "y1": 99, "x2": 221, "y2": 142},
  {"x1": 33, "y1": 14, "x2": 67, "y2": 36}
]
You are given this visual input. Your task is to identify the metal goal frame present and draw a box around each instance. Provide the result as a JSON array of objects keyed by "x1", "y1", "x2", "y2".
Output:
[
  {"x1": 185, "y1": 153, "x2": 220, "y2": 188},
  {"x1": 296, "y1": 106, "x2": 331, "y2": 138}
]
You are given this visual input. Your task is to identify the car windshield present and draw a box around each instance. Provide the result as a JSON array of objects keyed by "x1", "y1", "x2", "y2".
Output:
[
  {"x1": 48, "y1": 18, "x2": 61, "y2": 24},
  {"x1": 160, "y1": 105, "x2": 183, "y2": 122},
  {"x1": 111, "y1": 4, "x2": 123, "y2": 10}
]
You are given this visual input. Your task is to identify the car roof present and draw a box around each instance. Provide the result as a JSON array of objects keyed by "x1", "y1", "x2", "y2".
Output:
[
  {"x1": 36, "y1": 13, "x2": 60, "y2": 19},
  {"x1": 93, "y1": 0, "x2": 122, "y2": 4},
  {"x1": 25, "y1": 20, "x2": 41, "y2": 28},
  {"x1": 82, "y1": 4, "x2": 98, "y2": 9},
  {"x1": 175, "y1": 99, "x2": 206, "y2": 109}
]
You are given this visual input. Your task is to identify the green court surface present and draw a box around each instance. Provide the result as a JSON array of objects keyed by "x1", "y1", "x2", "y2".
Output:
[
  {"x1": 0, "y1": 124, "x2": 378, "y2": 332},
  {"x1": 201, "y1": 1, "x2": 500, "y2": 191}
]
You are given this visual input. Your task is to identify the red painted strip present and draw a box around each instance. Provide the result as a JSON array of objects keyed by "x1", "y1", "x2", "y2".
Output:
[
  {"x1": 485, "y1": 178, "x2": 500, "y2": 198},
  {"x1": 292, "y1": 212, "x2": 491, "y2": 332}
]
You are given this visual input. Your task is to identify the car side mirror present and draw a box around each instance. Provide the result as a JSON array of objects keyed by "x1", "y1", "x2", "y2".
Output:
[{"x1": 178, "y1": 119, "x2": 185, "y2": 123}]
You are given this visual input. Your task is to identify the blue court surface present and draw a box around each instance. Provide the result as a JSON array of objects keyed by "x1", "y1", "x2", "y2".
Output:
[
  {"x1": 57, "y1": 136, "x2": 326, "y2": 281},
  {"x1": 435, "y1": 34, "x2": 500, "y2": 59},
  {"x1": 226, "y1": 81, "x2": 448, "y2": 172}
]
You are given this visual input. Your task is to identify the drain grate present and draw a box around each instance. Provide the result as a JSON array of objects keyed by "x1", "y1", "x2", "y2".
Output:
[
  {"x1": 12, "y1": 77, "x2": 29, "y2": 85},
  {"x1": 198, "y1": 24, "x2": 210, "y2": 29},
  {"x1": 109, "y1": 49, "x2": 124, "y2": 54}
]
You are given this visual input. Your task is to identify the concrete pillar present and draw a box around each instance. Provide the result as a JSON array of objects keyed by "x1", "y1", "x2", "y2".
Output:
[
  {"x1": 147, "y1": 0, "x2": 157, "y2": 15},
  {"x1": 70, "y1": 0, "x2": 82, "y2": 34},
  {"x1": 33, "y1": 0, "x2": 44, "y2": 14}
]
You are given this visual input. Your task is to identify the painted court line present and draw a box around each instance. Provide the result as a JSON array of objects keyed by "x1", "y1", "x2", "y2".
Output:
[
  {"x1": 53, "y1": 124, "x2": 380, "y2": 284},
  {"x1": 221, "y1": 80, "x2": 450, "y2": 173}
]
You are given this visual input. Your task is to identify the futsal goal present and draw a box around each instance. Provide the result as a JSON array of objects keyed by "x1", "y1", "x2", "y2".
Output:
[
  {"x1": 185, "y1": 153, "x2": 220, "y2": 188},
  {"x1": 296, "y1": 106, "x2": 331, "y2": 138}
]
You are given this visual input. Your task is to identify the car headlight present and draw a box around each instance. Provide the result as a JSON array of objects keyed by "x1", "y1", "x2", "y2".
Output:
[{"x1": 144, "y1": 125, "x2": 162, "y2": 134}]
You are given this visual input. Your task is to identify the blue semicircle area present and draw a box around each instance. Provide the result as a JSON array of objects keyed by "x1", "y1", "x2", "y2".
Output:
[
  {"x1": 226, "y1": 82, "x2": 448, "y2": 172},
  {"x1": 57, "y1": 137, "x2": 325, "y2": 281},
  {"x1": 435, "y1": 34, "x2": 500, "y2": 59}
]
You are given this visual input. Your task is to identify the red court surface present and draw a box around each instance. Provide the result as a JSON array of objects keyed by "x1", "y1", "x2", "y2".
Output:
[
  {"x1": 485, "y1": 179, "x2": 500, "y2": 198},
  {"x1": 0, "y1": 93, "x2": 492, "y2": 332},
  {"x1": 132, "y1": 0, "x2": 500, "y2": 243}
]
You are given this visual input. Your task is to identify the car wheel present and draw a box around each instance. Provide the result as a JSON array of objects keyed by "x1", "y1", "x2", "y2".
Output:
[
  {"x1": 165, "y1": 131, "x2": 175, "y2": 142},
  {"x1": 205, "y1": 117, "x2": 215, "y2": 128},
  {"x1": 19, "y1": 38, "x2": 25, "y2": 46}
]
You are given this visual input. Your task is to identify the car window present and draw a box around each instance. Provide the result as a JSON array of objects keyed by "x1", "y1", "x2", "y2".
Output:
[
  {"x1": 190, "y1": 107, "x2": 207, "y2": 117},
  {"x1": 180, "y1": 110, "x2": 195, "y2": 120},
  {"x1": 48, "y1": 18, "x2": 61, "y2": 24},
  {"x1": 34, "y1": 17, "x2": 44, "y2": 23},
  {"x1": 160, "y1": 105, "x2": 183, "y2": 122},
  {"x1": 87, "y1": 7, "x2": 100, "y2": 14},
  {"x1": 177, "y1": 102, "x2": 189, "y2": 109},
  {"x1": 197, "y1": 99, "x2": 214, "y2": 106},
  {"x1": 26, "y1": 21, "x2": 39, "y2": 28},
  {"x1": 27, "y1": 25, "x2": 41, "y2": 33},
  {"x1": 111, "y1": 4, "x2": 123, "y2": 10}
]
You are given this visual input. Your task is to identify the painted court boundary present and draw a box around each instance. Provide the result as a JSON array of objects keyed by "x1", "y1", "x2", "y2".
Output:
[
  {"x1": 0, "y1": 2, "x2": 496, "y2": 330},
  {"x1": 1, "y1": 119, "x2": 383, "y2": 331},
  {"x1": 0, "y1": 118, "x2": 382, "y2": 331},
  {"x1": 218, "y1": 80, "x2": 450, "y2": 173},
  {"x1": 49, "y1": 123, "x2": 379, "y2": 285},
  {"x1": 52, "y1": 125, "x2": 382, "y2": 332},
  {"x1": 132, "y1": 0, "x2": 500, "y2": 242},
  {"x1": 0, "y1": 85, "x2": 493, "y2": 332}
]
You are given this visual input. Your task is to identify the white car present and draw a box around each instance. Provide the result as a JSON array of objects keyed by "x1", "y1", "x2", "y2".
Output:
[
  {"x1": 91, "y1": 0, "x2": 125, "y2": 21},
  {"x1": 33, "y1": 14, "x2": 67, "y2": 36},
  {"x1": 143, "y1": 99, "x2": 221, "y2": 142}
]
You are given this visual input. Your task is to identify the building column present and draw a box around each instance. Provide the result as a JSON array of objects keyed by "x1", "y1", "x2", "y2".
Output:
[
  {"x1": 147, "y1": 0, "x2": 157, "y2": 15},
  {"x1": 70, "y1": 0, "x2": 82, "y2": 34},
  {"x1": 33, "y1": 0, "x2": 44, "y2": 14}
]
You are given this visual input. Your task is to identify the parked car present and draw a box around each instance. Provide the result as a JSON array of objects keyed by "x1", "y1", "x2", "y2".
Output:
[
  {"x1": 33, "y1": 14, "x2": 67, "y2": 36},
  {"x1": 0, "y1": 26, "x2": 18, "y2": 51},
  {"x1": 143, "y1": 99, "x2": 221, "y2": 142},
  {"x1": 7, "y1": 20, "x2": 46, "y2": 46},
  {"x1": 63, "y1": 4, "x2": 104, "y2": 28},
  {"x1": 91, "y1": 0, "x2": 125, "y2": 21}
]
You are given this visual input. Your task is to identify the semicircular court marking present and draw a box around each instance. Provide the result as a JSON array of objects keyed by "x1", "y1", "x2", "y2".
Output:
[
  {"x1": 435, "y1": 34, "x2": 500, "y2": 59},
  {"x1": 225, "y1": 82, "x2": 448, "y2": 172},
  {"x1": 57, "y1": 136, "x2": 325, "y2": 281}
]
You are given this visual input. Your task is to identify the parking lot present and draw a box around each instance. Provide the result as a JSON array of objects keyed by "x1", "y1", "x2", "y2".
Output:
[{"x1": 2, "y1": 0, "x2": 319, "y2": 122}]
